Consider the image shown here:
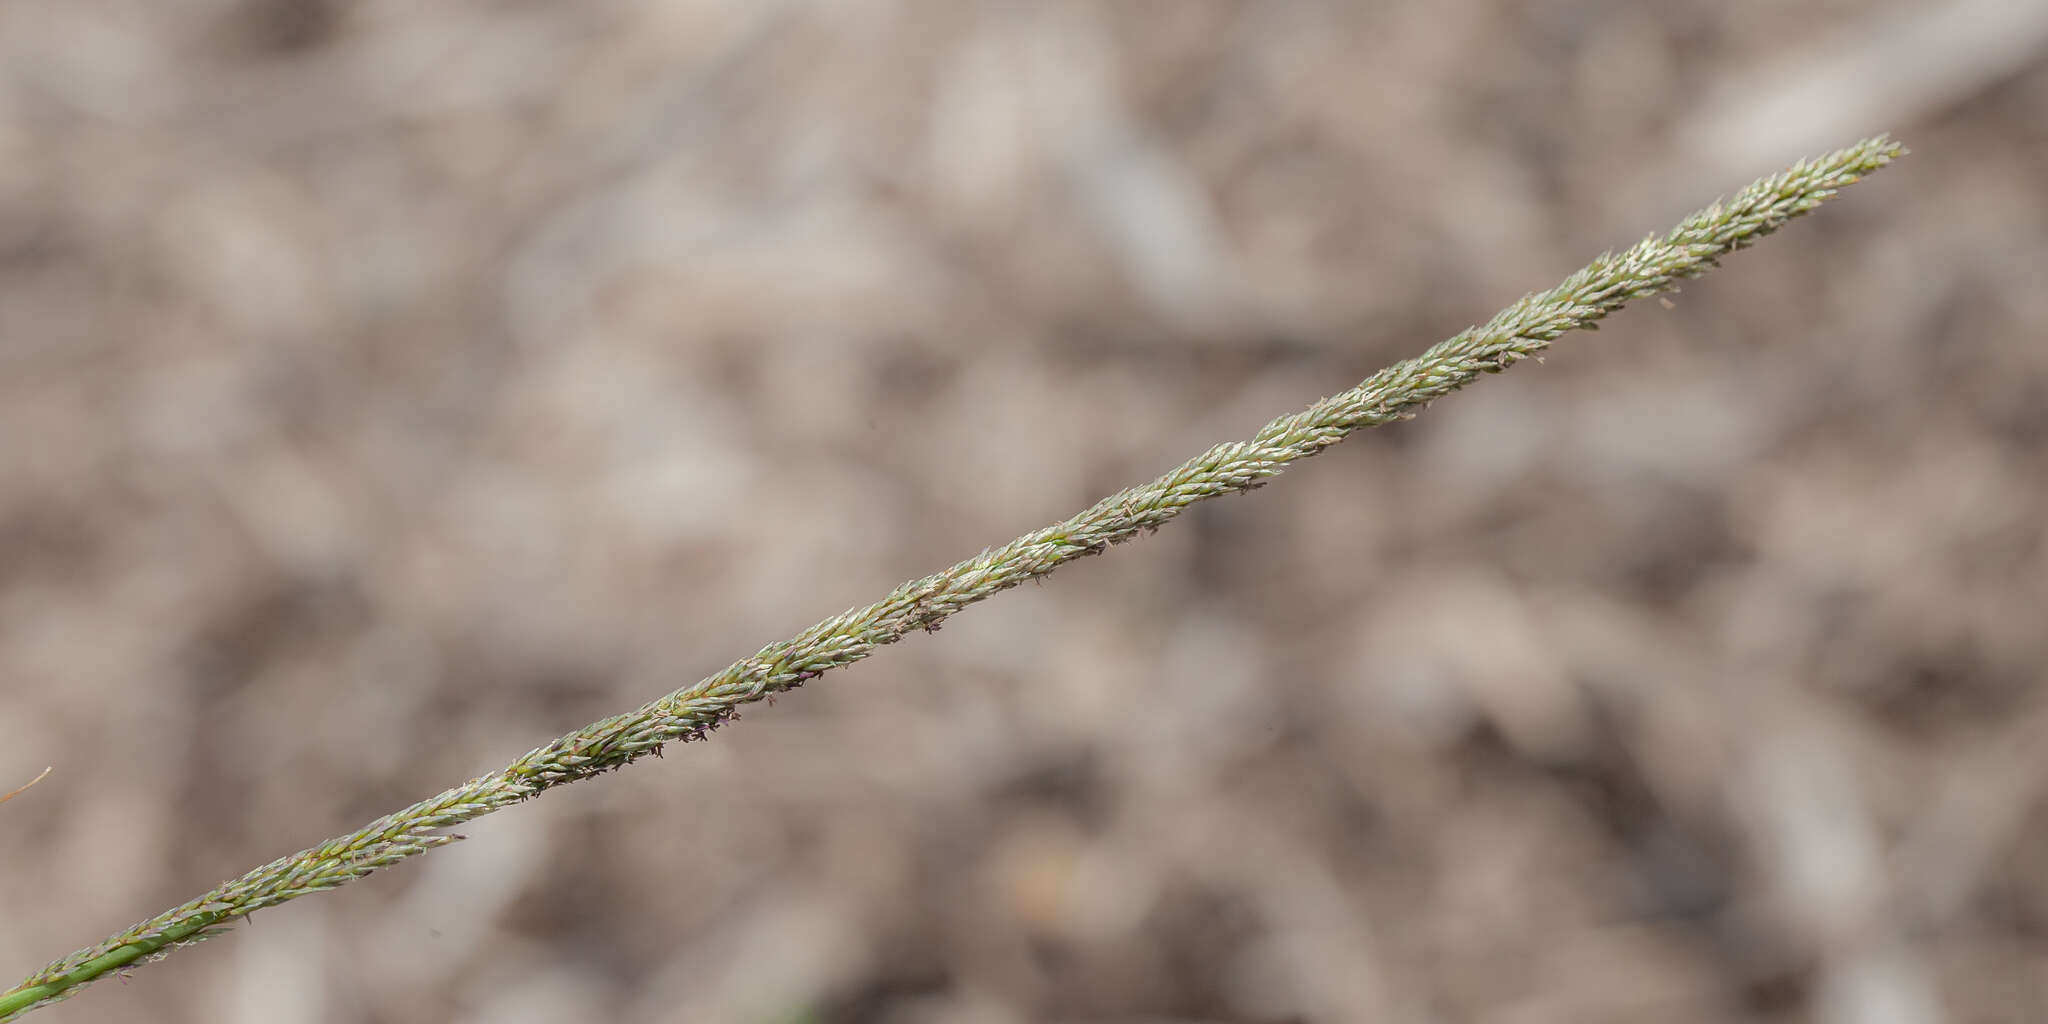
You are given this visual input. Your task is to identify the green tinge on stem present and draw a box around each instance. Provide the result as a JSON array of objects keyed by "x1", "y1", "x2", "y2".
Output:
[{"x1": 0, "y1": 135, "x2": 1902, "y2": 1020}]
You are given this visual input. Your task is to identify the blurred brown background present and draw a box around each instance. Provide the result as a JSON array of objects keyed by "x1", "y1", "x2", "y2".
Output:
[{"x1": 3, "y1": 2, "x2": 2045, "y2": 1022}]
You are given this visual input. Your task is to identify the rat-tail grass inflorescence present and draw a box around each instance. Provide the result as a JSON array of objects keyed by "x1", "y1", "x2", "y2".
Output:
[{"x1": 0, "y1": 135, "x2": 1902, "y2": 1020}]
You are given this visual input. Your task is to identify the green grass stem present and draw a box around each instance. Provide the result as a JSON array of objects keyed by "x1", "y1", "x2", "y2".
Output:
[{"x1": 0, "y1": 136, "x2": 1902, "y2": 1020}]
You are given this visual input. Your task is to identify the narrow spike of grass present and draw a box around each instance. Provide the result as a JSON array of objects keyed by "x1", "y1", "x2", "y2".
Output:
[
  {"x1": 0, "y1": 136, "x2": 1902, "y2": 1020},
  {"x1": 0, "y1": 768, "x2": 51, "y2": 806}
]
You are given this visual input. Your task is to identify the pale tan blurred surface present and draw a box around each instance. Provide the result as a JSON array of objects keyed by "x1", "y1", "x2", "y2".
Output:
[{"x1": 2, "y1": 2, "x2": 2045, "y2": 1022}]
